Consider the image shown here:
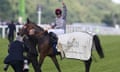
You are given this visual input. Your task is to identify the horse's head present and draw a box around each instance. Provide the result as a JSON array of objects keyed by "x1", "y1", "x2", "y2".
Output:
[{"x1": 19, "y1": 19, "x2": 45, "y2": 37}]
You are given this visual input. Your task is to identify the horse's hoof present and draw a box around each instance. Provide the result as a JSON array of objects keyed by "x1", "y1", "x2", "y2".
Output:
[
  {"x1": 100, "y1": 55, "x2": 104, "y2": 59},
  {"x1": 59, "y1": 51, "x2": 65, "y2": 60}
]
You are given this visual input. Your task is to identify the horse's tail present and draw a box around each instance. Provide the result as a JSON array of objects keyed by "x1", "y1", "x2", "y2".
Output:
[{"x1": 93, "y1": 35, "x2": 104, "y2": 58}]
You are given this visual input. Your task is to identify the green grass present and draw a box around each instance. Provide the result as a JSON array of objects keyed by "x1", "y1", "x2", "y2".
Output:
[{"x1": 0, "y1": 35, "x2": 120, "y2": 72}]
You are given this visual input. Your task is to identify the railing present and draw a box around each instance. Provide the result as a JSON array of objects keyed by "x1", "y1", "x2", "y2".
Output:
[
  {"x1": 0, "y1": 25, "x2": 23, "y2": 38},
  {"x1": 66, "y1": 24, "x2": 120, "y2": 35},
  {"x1": 0, "y1": 24, "x2": 120, "y2": 38}
]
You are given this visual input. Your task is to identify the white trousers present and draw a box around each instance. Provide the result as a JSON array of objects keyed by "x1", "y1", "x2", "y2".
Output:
[{"x1": 48, "y1": 29, "x2": 64, "y2": 35}]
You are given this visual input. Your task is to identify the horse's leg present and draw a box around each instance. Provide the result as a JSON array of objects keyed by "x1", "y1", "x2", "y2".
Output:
[
  {"x1": 84, "y1": 57, "x2": 92, "y2": 72},
  {"x1": 50, "y1": 56, "x2": 61, "y2": 72},
  {"x1": 28, "y1": 53, "x2": 40, "y2": 72},
  {"x1": 93, "y1": 35, "x2": 104, "y2": 58},
  {"x1": 38, "y1": 54, "x2": 46, "y2": 72}
]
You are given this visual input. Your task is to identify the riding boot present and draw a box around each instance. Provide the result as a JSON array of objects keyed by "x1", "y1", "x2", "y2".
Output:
[
  {"x1": 52, "y1": 42, "x2": 64, "y2": 60},
  {"x1": 52, "y1": 42, "x2": 58, "y2": 55}
]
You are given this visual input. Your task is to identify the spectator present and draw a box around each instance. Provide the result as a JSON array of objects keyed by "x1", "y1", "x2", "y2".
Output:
[
  {"x1": 7, "y1": 20, "x2": 16, "y2": 43},
  {"x1": 4, "y1": 34, "x2": 29, "y2": 72}
]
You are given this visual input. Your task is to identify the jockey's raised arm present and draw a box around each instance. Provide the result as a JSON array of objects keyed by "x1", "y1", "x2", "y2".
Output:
[{"x1": 62, "y1": 2, "x2": 67, "y2": 20}]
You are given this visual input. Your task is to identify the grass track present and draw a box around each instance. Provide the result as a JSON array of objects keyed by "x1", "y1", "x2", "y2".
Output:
[{"x1": 0, "y1": 35, "x2": 120, "y2": 72}]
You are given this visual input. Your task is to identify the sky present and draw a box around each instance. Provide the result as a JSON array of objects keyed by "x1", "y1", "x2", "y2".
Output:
[{"x1": 112, "y1": 0, "x2": 120, "y2": 4}]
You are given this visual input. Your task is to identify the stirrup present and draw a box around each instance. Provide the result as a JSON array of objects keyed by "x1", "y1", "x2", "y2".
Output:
[{"x1": 60, "y1": 51, "x2": 65, "y2": 60}]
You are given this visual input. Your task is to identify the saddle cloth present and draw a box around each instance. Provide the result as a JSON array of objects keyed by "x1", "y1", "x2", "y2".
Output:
[{"x1": 57, "y1": 32, "x2": 93, "y2": 60}]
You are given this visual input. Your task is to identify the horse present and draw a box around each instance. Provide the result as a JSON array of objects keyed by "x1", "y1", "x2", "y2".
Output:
[
  {"x1": 19, "y1": 19, "x2": 104, "y2": 72},
  {"x1": 19, "y1": 19, "x2": 61, "y2": 72}
]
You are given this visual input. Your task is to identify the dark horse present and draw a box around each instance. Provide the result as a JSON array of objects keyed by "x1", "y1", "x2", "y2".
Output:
[
  {"x1": 19, "y1": 19, "x2": 104, "y2": 72},
  {"x1": 19, "y1": 19, "x2": 61, "y2": 72}
]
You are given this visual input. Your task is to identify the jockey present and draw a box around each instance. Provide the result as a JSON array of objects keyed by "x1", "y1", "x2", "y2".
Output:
[
  {"x1": 48, "y1": 2, "x2": 67, "y2": 34},
  {"x1": 48, "y1": 2, "x2": 67, "y2": 56}
]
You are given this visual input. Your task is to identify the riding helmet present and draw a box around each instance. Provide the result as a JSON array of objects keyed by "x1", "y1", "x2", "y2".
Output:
[{"x1": 55, "y1": 8, "x2": 62, "y2": 15}]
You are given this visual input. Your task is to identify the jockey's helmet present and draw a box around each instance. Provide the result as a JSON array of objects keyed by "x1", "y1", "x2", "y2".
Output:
[{"x1": 55, "y1": 8, "x2": 62, "y2": 15}]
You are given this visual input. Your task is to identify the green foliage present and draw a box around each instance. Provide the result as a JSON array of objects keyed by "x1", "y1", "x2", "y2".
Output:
[
  {"x1": 0, "y1": 0, "x2": 120, "y2": 25},
  {"x1": 0, "y1": 0, "x2": 12, "y2": 20},
  {"x1": 102, "y1": 13, "x2": 114, "y2": 26},
  {"x1": 102, "y1": 12, "x2": 120, "y2": 26}
]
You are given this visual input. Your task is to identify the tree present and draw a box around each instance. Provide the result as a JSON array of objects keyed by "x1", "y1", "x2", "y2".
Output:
[
  {"x1": 0, "y1": 0, "x2": 12, "y2": 20},
  {"x1": 102, "y1": 13, "x2": 114, "y2": 26}
]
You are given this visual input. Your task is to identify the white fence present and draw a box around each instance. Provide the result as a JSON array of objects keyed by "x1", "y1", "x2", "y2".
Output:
[
  {"x1": 0, "y1": 24, "x2": 120, "y2": 38},
  {"x1": 66, "y1": 24, "x2": 120, "y2": 35},
  {"x1": 0, "y1": 25, "x2": 23, "y2": 38}
]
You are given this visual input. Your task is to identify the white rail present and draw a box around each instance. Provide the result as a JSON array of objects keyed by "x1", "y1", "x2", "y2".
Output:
[
  {"x1": 0, "y1": 25, "x2": 23, "y2": 38},
  {"x1": 0, "y1": 24, "x2": 120, "y2": 38}
]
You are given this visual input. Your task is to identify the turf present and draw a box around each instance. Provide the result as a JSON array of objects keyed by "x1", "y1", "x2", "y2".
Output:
[{"x1": 0, "y1": 35, "x2": 120, "y2": 72}]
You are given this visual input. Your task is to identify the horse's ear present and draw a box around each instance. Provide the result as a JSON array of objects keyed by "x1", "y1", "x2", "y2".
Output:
[
  {"x1": 26, "y1": 18, "x2": 31, "y2": 24},
  {"x1": 44, "y1": 30, "x2": 48, "y2": 35}
]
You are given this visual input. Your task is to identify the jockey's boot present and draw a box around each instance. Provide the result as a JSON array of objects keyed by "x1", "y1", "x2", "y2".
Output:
[
  {"x1": 52, "y1": 42, "x2": 58, "y2": 55},
  {"x1": 52, "y1": 42, "x2": 64, "y2": 60}
]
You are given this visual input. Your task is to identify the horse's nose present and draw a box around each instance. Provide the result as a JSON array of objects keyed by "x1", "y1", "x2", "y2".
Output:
[
  {"x1": 17, "y1": 32, "x2": 23, "y2": 36},
  {"x1": 17, "y1": 32, "x2": 20, "y2": 35}
]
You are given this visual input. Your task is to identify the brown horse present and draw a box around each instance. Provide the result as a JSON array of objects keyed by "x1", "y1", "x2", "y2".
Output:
[
  {"x1": 19, "y1": 19, "x2": 61, "y2": 72},
  {"x1": 19, "y1": 19, "x2": 104, "y2": 72}
]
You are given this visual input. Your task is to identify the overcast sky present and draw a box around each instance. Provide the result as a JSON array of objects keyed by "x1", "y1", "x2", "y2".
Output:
[{"x1": 112, "y1": 0, "x2": 120, "y2": 4}]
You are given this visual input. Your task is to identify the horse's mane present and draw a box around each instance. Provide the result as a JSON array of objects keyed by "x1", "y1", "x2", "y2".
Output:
[
  {"x1": 32, "y1": 23, "x2": 44, "y2": 31},
  {"x1": 26, "y1": 22, "x2": 44, "y2": 32},
  {"x1": 24, "y1": 18, "x2": 49, "y2": 37},
  {"x1": 26, "y1": 18, "x2": 44, "y2": 31}
]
